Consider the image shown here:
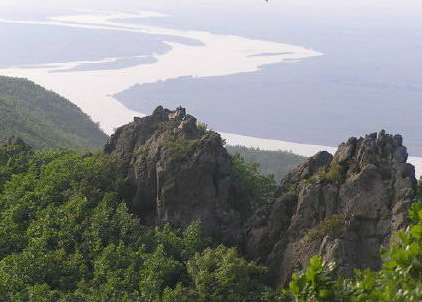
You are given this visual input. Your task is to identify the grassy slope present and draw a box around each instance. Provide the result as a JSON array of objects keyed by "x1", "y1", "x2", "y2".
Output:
[{"x1": 0, "y1": 76, "x2": 108, "y2": 149}]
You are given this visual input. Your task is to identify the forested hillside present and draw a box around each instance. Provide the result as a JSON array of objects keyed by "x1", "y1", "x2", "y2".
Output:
[
  {"x1": 0, "y1": 138, "x2": 276, "y2": 301},
  {"x1": 0, "y1": 76, "x2": 108, "y2": 149},
  {"x1": 226, "y1": 145, "x2": 306, "y2": 181},
  {"x1": 0, "y1": 108, "x2": 422, "y2": 302}
]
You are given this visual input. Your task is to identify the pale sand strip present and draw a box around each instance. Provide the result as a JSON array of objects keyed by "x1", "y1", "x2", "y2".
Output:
[{"x1": 221, "y1": 132, "x2": 422, "y2": 178}]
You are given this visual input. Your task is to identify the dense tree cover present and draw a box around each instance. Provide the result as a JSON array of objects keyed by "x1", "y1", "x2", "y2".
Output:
[
  {"x1": 0, "y1": 137, "x2": 33, "y2": 190},
  {"x1": 230, "y1": 154, "x2": 277, "y2": 218},
  {"x1": 0, "y1": 141, "x2": 275, "y2": 302},
  {"x1": 1, "y1": 140, "x2": 422, "y2": 301},
  {"x1": 226, "y1": 145, "x2": 306, "y2": 182},
  {"x1": 0, "y1": 76, "x2": 108, "y2": 149}
]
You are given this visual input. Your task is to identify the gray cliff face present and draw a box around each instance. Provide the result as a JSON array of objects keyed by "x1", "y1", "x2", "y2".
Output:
[
  {"x1": 245, "y1": 130, "x2": 417, "y2": 286},
  {"x1": 105, "y1": 108, "x2": 417, "y2": 286},
  {"x1": 105, "y1": 106, "x2": 242, "y2": 243}
]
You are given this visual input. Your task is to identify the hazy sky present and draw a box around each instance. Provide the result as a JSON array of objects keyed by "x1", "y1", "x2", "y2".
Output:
[
  {"x1": 1, "y1": 0, "x2": 421, "y2": 156},
  {"x1": 2, "y1": 0, "x2": 422, "y2": 17}
]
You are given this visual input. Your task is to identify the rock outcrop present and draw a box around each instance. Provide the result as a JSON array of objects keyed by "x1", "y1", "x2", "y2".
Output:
[
  {"x1": 105, "y1": 106, "x2": 242, "y2": 243},
  {"x1": 105, "y1": 107, "x2": 417, "y2": 286},
  {"x1": 245, "y1": 130, "x2": 417, "y2": 286}
]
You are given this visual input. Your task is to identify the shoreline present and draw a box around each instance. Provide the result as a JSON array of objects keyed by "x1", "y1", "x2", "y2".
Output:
[
  {"x1": 0, "y1": 11, "x2": 420, "y2": 178},
  {"x1": 0, "y1": 11, "x2": 320, "y2": 134},
  {"x1": 221, "y1": 131, "x2": 422, "y2": 179}
]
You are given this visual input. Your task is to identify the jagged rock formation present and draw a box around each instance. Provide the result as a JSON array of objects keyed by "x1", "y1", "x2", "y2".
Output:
[
  {"x1": 245, "y1": 130, "x2": 417, "y2": 286},
  {"x1": 105, "y1": 107, "x2": 417, "y2": 286},
  {"x1": 105, "y1": 106, "x2": 242, "y2": 243}
]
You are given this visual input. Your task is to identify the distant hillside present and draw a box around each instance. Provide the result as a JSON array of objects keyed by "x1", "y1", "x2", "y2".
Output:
[
  {"x1": 0, "y1": 76, "x2": 108, "y2": 149},
  {"x1": 0, "y1": 107, "x2": 420, "y2": 301},
  {"x1": 226, "y1": 145, "x2": 306, "y2": 181}
]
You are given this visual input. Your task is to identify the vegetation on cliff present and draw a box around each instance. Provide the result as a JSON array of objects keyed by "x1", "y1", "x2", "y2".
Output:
[
  {"x1": 0, "y1": 140, "x2": 274, "y2": 302},
  {"x1": 288, "y1": 200, "x2": 422, "y2": 302},
  {"x1": 1, "y1": 138, "x2": 422, "y2": 301},
  {"x1": 0, "y1": 104, "x2": 421, "y2": 301}
]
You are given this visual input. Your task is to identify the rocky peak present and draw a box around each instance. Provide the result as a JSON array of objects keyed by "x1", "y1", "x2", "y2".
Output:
[
  {"x1": 105, "y1": 107, "x2": 242, "y2": 244},
  {"x1": 105, "y1": 106, "x2": 201, "y2": 157},
  {"x1": 334, "y1": 130, "x2": 409, "y2": 175},
  {"x1": 105, "y1": 113, "x2": 417, "y2": 286},
  {"x1": 279, "y1": 151, "x2": 333, "y2": 187},
  {"x1": 246, "y1": 130, "x2": 417, "y2": 286}
]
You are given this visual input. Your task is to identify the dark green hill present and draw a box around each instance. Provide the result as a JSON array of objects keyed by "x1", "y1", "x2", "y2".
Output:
[
  {"x1": 226, "y1": 145, "x2": 306, "y2": 181},
  {"x1": 0, "y1": 108, "x2": 421, "y2": 301},
  {"x1": 0, "y1": 76, "x2": 108, "y2": 149}
]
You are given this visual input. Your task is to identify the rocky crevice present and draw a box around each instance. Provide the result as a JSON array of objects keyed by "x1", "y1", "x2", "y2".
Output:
[
  {"x1": 105, "y1": 107, "x2": 417, "y2": 286},
  {"x1": 245, "y1": 130, "x2": 417, "y2": 286},
  {"x1": 105, "y1": 106, "x2": 243, "y2": 244}
]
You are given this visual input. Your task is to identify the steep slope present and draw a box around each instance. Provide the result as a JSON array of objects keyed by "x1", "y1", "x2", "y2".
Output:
[
  {"x1": 1, "y1": 108, "x2": 421, "y2": 300},
  {"x1": 105, "y1": 106, "x2": 244, "y2": 244},
  {"x1": 0, "y1": 139, "x2": 273, "y2": 301},
  {"x1": 245, "y1": 131, "x2": 417, "y2": 286},
  {"x1": 105, "y1": 107, "x2": 418, "y2": 287},
  {"x1": 0, "y1": 76, "x2": 108, "y2": 149}
]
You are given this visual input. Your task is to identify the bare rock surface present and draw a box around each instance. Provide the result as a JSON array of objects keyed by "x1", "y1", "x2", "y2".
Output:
[
  {"x1": 105, "y1": 108, "x2": 417, "y2": 286},
  {"x1": 105, "y1": 106, "x2": 242, "y2": 243},
  {"x1": 245, "y1": 130, "x2": 417, "y2": 286}
]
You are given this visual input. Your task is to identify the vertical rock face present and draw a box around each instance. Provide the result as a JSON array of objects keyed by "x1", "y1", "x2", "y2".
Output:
[
  {"x1": 245, "y1": 130, "x2": 417, "y2": 286},
  {"x1": 105, "y1": 106, "x2": 242, "y2": 243},
  {"x1": 106, "y1": 108, "x2": 417, "y2": 286}
]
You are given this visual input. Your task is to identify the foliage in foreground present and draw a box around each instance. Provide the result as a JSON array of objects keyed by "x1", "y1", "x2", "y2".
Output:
[
  {"x1": 287, "y1": 201, "x2": 422, "y2": 302},
  {"x1": 1, "y1": 141, "x2": 422, "y2": 301},
  {"x1": 230, "y1": 154, "x2": 277, "y2": 218},
  {"x1": 0, "y1": 143, "x2": 272, "y2": 302}
]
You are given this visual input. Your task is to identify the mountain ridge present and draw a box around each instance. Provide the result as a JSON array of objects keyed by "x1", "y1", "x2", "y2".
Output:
[
  {"x1": 105, "y1": 107, "x2": 417, "y2": 287},
  {"x1": 0, "y1": 105, "x2": 421, "y2": 300},
  {"x1": 0, "y1": 76, "x2": 108, "y2": 149}
]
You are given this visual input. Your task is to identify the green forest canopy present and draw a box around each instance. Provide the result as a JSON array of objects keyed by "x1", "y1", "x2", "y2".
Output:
[
  {"x1": 0, "y1": 75, "x2": 306, "y2": 182},
  {"x1": 0, "y1": 140, "x2": 275, "y2": 302},
  {"x1": 0, "y1": 76, "x2": 108, "y2": 149},
  {"x1": 0, "y1": 140, "x2": 422, "y2": 301},
  {"x1": 1, "y1": 76, "x2": 422, "y2": 301}
]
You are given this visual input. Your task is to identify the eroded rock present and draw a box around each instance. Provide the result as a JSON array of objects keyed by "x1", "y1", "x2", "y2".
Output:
[
  {"x1": 105, "y1": 108, "x2": 417, "y2": 286},
  {"x1": 246, "y1": 130, "x2": 417, "y2": 286},
  {"x1": 105, "y1": 106, "x2": 242, "y2": 244}
]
